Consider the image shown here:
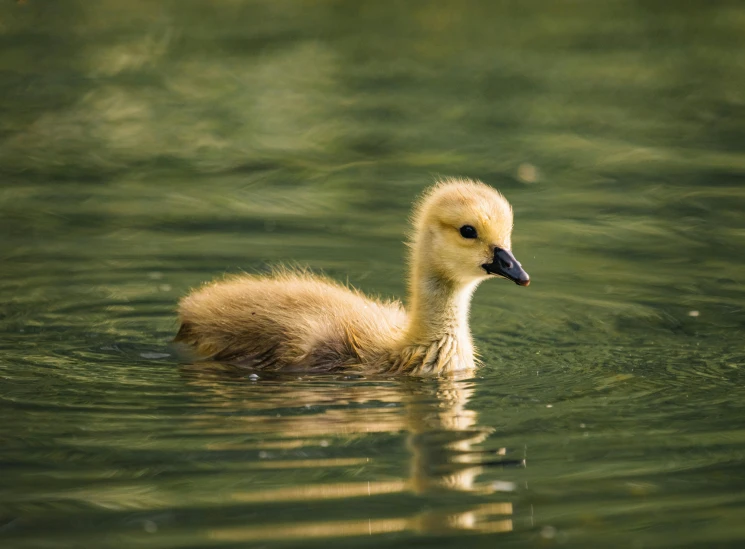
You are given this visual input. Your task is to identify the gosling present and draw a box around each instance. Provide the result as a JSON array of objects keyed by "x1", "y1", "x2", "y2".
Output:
[{"x1": 174, "y1": 178, "x2": 529, "y2": 375}]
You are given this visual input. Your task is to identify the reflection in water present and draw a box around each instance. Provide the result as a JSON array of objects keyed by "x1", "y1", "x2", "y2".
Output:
[
  {"x1": 210, "y1": 503, "x2": 512, "y2": 543},
  {"x1": 180, "y1": 364, "x2": 519, "y2": 542}
]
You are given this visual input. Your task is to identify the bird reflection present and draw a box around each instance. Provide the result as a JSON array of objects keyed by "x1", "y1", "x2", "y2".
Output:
[{"x1": 180, "y1": 363, "x2": 521, "y2": 542}]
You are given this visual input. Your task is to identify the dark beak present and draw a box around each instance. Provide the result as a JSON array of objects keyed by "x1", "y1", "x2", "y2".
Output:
[{"x1": 482, "y1": 248, "x2": 530, "y2": 286}]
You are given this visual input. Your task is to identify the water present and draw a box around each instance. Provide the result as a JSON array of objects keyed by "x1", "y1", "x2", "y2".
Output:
[{"x1": 2, "y1": 1, "x2": 745, "y2": 547}]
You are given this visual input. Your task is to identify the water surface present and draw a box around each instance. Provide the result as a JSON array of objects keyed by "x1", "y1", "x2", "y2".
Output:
[{"x1": 2, "y1": 1, "x2": 745, "y2": 547}]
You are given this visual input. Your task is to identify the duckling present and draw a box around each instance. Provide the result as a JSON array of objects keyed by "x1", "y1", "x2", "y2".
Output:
[{"x1": 175, "y1": 177, "x2": 529, "y2": 375}]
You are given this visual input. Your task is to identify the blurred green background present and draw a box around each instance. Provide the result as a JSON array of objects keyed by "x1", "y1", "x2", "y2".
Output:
[{"x1": 1, "y1": 1, "x2": 744, "y2": 548}]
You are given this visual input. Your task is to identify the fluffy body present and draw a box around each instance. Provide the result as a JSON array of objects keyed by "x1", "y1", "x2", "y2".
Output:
[
  {"x1": 175, "y1": 178, "x2": 527, "y2": 375},
  {"x1": 176, "y1": 269, "x2": 408, "y2": 372}
]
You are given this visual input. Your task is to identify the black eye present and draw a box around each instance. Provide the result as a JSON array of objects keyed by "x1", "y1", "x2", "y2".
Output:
[{"x1": 459, "y1": 225, "x2": 478, "y2": 239}]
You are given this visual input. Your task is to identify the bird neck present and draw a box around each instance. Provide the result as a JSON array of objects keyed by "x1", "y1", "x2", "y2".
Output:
[
  {"x1": 398, "y1": 262, "x2": 480, "y2": 374},
  {"x1": 407, "y1": 273, "x2": 477, "y2": 342}
]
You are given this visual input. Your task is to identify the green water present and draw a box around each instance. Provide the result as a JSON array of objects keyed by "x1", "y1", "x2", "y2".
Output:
[{"x1": 2, "y1": 1, "x2": 745, "y2": 547}]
